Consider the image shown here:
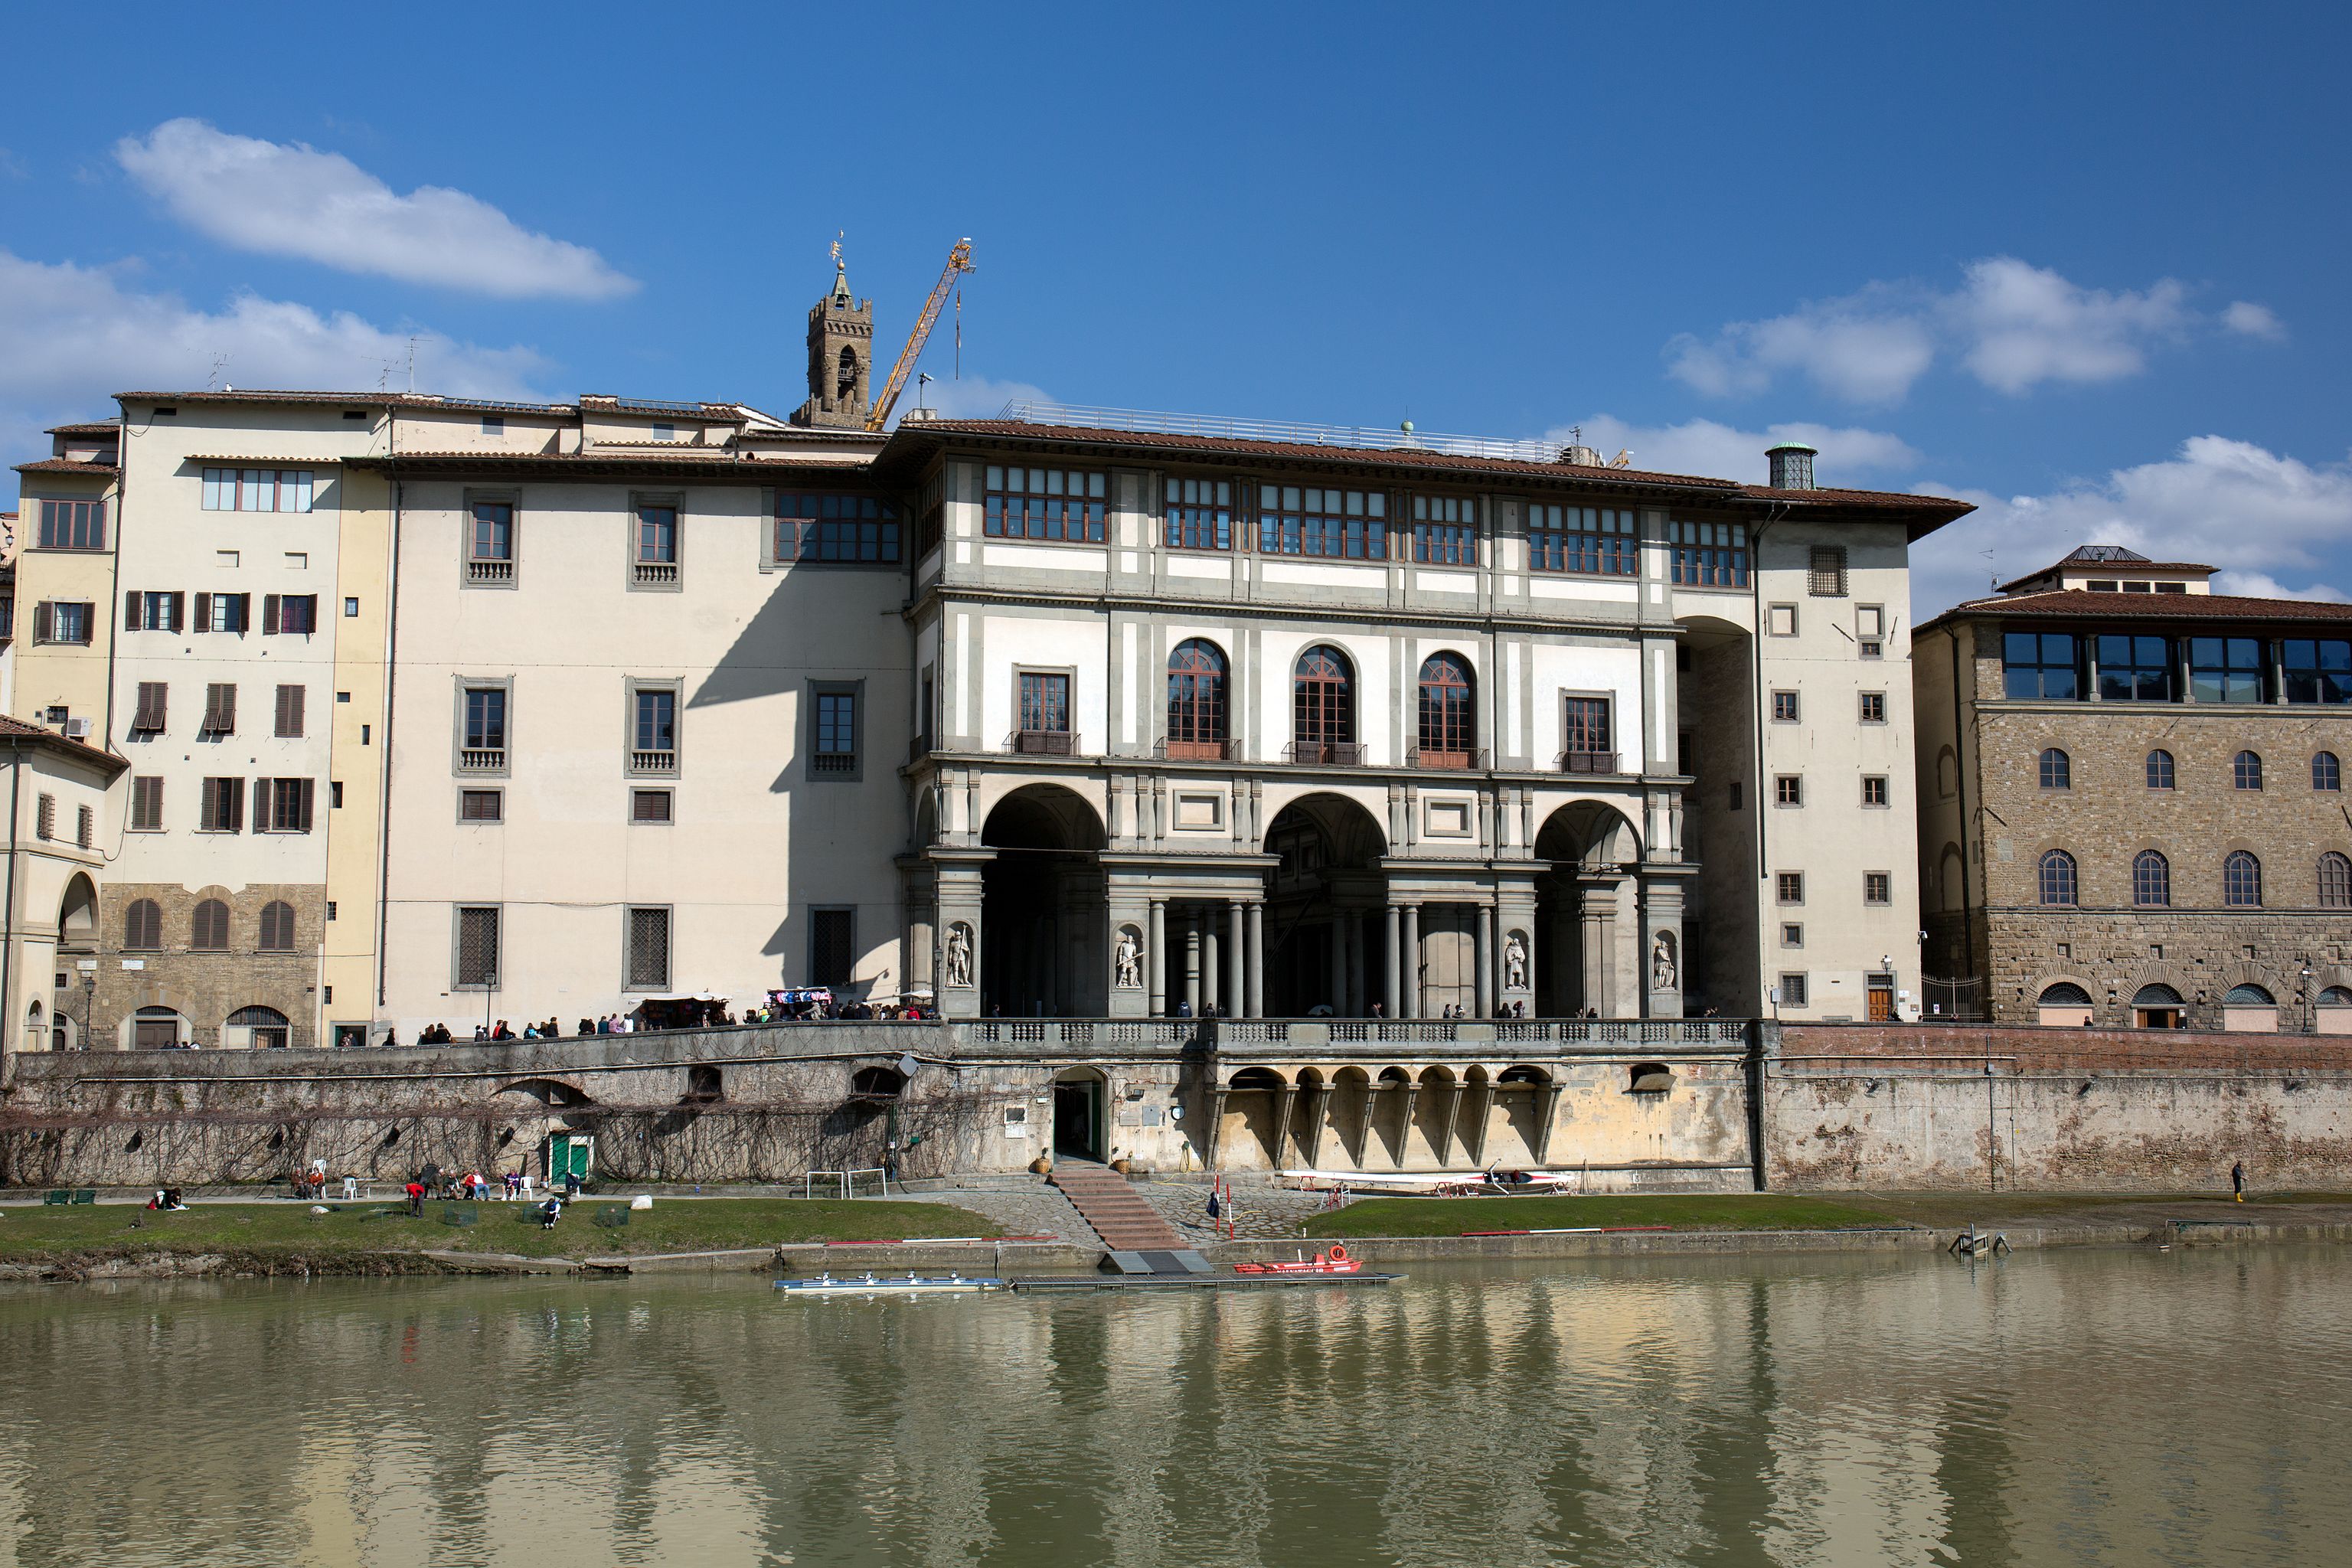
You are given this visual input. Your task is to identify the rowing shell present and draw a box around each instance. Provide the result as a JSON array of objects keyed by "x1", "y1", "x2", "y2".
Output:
[{"x1": 775, "y1": 1272, "x2": 1003, "y2": 1296}]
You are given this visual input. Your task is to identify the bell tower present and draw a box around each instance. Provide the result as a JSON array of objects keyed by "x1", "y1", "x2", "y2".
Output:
[{"x1": 793, "y1": 238, "x2": 874, "y2": 428}]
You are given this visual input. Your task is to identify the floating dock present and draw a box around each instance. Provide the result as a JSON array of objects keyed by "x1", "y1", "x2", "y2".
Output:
[{"x1": 1010, "y1": 1272, "x2": 1400, "y2": 1293}]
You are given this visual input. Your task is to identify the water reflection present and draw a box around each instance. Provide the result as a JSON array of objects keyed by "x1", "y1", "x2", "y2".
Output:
[{"x1": 1, "y1": 1248, "x2": 2347, "y2": 1566}]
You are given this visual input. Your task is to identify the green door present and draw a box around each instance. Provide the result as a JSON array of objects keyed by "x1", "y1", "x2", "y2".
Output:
[{"x1": 548, "y1": 1134, "x2": 593, "y2": 1182}]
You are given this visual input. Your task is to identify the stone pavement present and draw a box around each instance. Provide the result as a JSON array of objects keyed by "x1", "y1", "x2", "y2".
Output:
[
  {"x1": 1135, "y1": 1180, "x2": 1328, "y2": 1243},
  {"x1": 916, "y1": 1182, "x2": 1098, "y2": 1246}
]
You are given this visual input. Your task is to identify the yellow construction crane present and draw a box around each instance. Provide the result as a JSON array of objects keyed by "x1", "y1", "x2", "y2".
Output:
[{"x1": 866, "y1": 237, "x2": 975, "y2": 431}]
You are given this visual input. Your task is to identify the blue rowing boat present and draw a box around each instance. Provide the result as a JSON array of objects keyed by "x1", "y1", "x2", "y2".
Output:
[{"x1": 774, "y1": 1270, "x2": 1003, "y2": 1297}]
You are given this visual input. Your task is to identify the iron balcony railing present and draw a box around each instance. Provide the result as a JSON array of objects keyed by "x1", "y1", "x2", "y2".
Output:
[
  {"x1": 1011, "y1": 729, "x2": 1078, "y2": 756},
  {"x1": 908, "y1": 733, "x2": 934, "y2": 763},
  {"x1": 1155, "y1": 737, "x2": 1233, "y2": 761},
  {"x1": 1283, "y1": 740, "x2": 1363, "y2": 766},
  {"x1": 1408, "y1": 746, "x2": 1486, "y2": 771},
  {"x1": 1559, "y1": 749, "x2": 1620, "y2": 775}
]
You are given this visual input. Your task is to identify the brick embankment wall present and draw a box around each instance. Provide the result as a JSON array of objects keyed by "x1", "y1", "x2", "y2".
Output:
[{"x1": 1766, "y1": 1024, "x2": 2352, "y2": 1191}]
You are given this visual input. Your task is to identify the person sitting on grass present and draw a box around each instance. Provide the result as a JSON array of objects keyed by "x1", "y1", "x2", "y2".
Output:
[{"x1": 538, "y1": 1197, "x2": 564, "y2": 1230}]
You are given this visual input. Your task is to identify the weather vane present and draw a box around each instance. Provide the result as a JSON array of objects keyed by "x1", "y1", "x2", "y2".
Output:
[{"x1": 831, "y1": 230, "x2": 844, "y2": 268}]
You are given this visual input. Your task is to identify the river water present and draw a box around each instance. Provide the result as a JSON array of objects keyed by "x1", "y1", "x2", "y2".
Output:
[{"x1": 2, "y1": 1246, "x2": 2347, "y2": 1566}]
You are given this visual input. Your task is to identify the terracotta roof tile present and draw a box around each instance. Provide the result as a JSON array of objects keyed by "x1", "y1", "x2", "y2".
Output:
[
  {"x1": 1930, "y1": 589, "x2": 2352, "y2": 629},
  {"x1": 44, "y1": 422, "x2": 120, "y2": 437},
  {"x1": 0, "y1": 714, "x2": 129, "y2": 773}
]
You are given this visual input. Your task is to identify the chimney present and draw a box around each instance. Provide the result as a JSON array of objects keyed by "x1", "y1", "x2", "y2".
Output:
[{"x1": 1766, "y1": 442, "x2": 1817, "y2": 490}]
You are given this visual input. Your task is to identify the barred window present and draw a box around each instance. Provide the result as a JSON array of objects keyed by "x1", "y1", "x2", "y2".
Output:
[
  {"x1": 1808, "y1": 546, "x2": 1848, "y2": 597},
  {"x1": 1410, "y1": 495, "x2": 1477, "y2": 565},
  {"x1": 776, "y1": 492, "x2": 902, "y2": 562},
  {"x1": 1528, "y1": 504, "x2": 1636, "y2": 575},
  {"x1": 626, "y1": 906, "x2": 671, "y2": 990},
  {"x1": 2321, "y1": 853, "x2": 2352, "y2": 910},
  {"x1": 2037, "y1": 850, "x2": 2077, "y2": 906},
  {"x1": 1864, "y1": 871, "x2": 1892, "y2": 905},
  {"x1": 2146, "y1": 749, "x2": 2175, "y2": 789},
  {"x1": 1775, "y1": 872, "x2": 1804, "y2": 904},
  {"x1": 810, "y1": 908, "x2": 854, "y2": 986},
  {"x1": 123, "y1": 898, "x2": 162, "y2": 951},
  {"x1": 1778, "y1": 973, "x2": 1808, "y2": 1006},
  {"x1": 1257, "y1": 484, "x2": 1386, "y2": 560},
  {"x1": 2039, "y1": 748, "x2": 2071, "y2": 789},
  {"x1": 1163, "y1": 477, "x2": 1232, "y2": 550},
  {"x1": 2224, "y1": 850, "x2": 2262, "y2": 907},
  {"x1": 984, "y1": 467, "x2": 1106, "y2": 543},
  {"x1": 1668, "y1": 519, "x2": 1748, "y2": 586},
  {"x1": 2133, "y1": 850, "x2": 2171, "y2": 906},
  {"x1": 456, "y1": 906, "x2": 501, "y2": 987}
]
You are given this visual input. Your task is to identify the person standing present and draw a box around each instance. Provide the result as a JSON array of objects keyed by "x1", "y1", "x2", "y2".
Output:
[{"x1": 2232, "y1": 1159, "x2": 2247, "y2": 1202}]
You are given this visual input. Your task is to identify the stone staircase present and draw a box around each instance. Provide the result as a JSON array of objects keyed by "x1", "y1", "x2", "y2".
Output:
[{"x1": 1047, "y1": 1162, "x2": 1185, "y2": 1252}]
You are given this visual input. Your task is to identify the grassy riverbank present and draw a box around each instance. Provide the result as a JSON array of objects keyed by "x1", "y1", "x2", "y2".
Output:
[
  {"x1": 1303, "y1": 1194, "x2": 1900, "y2": 1237},
  {"x1": 0, "y1": 1197, "x2": 1002, "y2": 1269}
]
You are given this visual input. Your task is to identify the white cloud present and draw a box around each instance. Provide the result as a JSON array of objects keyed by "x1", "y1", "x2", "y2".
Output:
[
  {"x1": 1909, "y1": 435, "x2": 2352, "y2": 618},
  {"x1": 115, "y1": 118, "x2": 635, "y2": 301},
  {"x1": 0, "y1": 248, "x2": 552, "y2": 459},
  {"x1": 1669, "y1": 256, "x2": 2262, "y2": 405},
  {"x1": 1539, "y1": 413, "x2": 1922, "y2": 487},
  {"x1": 2223, "y1": 300, "x2": 2287, "y2": 341},
  {"x1": 913, "y1": 374, "x2": 1054, "y2": 423}
]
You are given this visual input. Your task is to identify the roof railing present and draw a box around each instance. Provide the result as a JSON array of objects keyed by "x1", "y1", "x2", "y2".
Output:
[{"x1": 996, "y1": 400, "x2": 1583, "y2": 466}]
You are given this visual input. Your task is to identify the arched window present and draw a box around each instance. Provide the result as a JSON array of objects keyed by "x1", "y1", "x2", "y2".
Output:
[
  {"x1": 1416, "y1": 652, "x2": 1475, "y2": 767},
  {"x1": 2037, "y1": 849, "x2": 2077, "y2": 906},
  {"x1": 191, "y1": 898, "x2": 230, "y2": 951},
  {"x1": 835, "y1": 345, "x2": 858, "y2": 401},
  {"x1": 2225, "y1": 984, "x2": 2275, "y2": 1006},
  {"x1": 2321, "y1": 852, "x2": 2352, "y2": 909},
  {"x1": 1165, "y1": 639, "x2": 1229, "y2": 759},
  {"x1": 2146, "y1": 750, "x2": 2175, "y2": 790},
  {"x1": 258, "y1": 900, "x2": 297, "y2": 952},
  {"x1": 2132, "y1": 850, "x2": 2171, "y2": 907},
  {"x1": 229, "y1": 1004, "x2": 290, "y2": 1049},
  {"x1": 2316, "y1": 752, "x2": 2342, "y2": 792},
  {"x1": 2234, "y1": 750, "x2": 2263, "y2": 790},
  {"x1": 2224, "y1": 850, "x2": 2262, "y2": 906},
  {"x1": 2038, "y1": 982, "x2": 2093, "y2": 1006},
  {"x1": 1936, "y1": 746, "x2": 1958, "y2": 799},
  {"x1": 122, "y1": 897, "x2": 162, "y2": 951},
  {"x1": 1292, "y1": 645, "x2": 1355, "y2": 763},
  {"x1": 2038, "y1": 748, "x2": 2071, "y2": 789}
]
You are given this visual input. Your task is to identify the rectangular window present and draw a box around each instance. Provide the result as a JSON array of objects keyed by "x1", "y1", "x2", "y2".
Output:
[
  {"x1": 329, "y1": 781, "x2": 343, "y2": 808},
  {"x1": 633, "y1": 502, "x2": 679, "y2": 586},
  {"x1": 2096, "y1": 634, "x2": 2175, "y2": 701},
  {"x1": 1560, "y1": 697, "x2": 1613, "y2": 771},
  {"x1": 1864, "y1": 871, "x2": 1893, "y2": 904},
  {"x1": 1668, "y1": 519, "x2": 1748, "y2": 586},
  {"x1": 126, "y1": 591, "x2": 183, "y2": 632},
  {"x1": 1771, "y1": 691, "x2": 1800, "y2": 723},
  {"x1": 1775, "y1": 775, "x2": 1803, "y2": 807},
  {"x1": 2001, "y1": 632, "x2": 2079, "y2": 700},
  {"x1": 455, "y1": 906, "x2": 500, "y2": 988},
  {"x1": 1767, "y1": 604, "x2": 1798, "y2": 637},
  {"x1": 1859, "y1": 691, "x2": 1886, "y2": 723},
  {"x1": 129, "y1": 776, "x2": 164, "y2": 831},
  {"x1": 265, "y1": 594, "x2": 318, "y2": 635},
  {"x1": 1781, "y1": 923, "x2": 1804, "y2": 948},
  {"x1": 777, "y1": 492, "x2": 904, "y2": 564},
  {"x1": 983, "y1": 466, "x2": 1107, "y2": 543},
  {"x1": 1808, "y1": 545, "x2": 1848, "y2": 597},
  {"x1": 34, "y1": 795, "x2": 54, "y2": 840},
  {"x1": 1528, "y1": 504, "x2": 1637, "y2": 575},
  {"x1": 462, "y1": 686, "x2": 508, "y2": 769},
  {"x1": 37, "y1": 499, "x2": 107, "y2": 550},
  {"x1": 2284, "y1": 639, "x2": 2352, "y2": 704},
  {"x1": 38, "y1": 602, "x2": 93, "y2": 645},
  {"x1": 813, "y1": 690, "x2": 858, "y2": 773},
  {"x1": 468, "y1": 500, "x2": 515, "y2": 584},
  {"x1": 1778, "y1": 973, "x2": 1809, "y2": 1007},
  {"x1": 200, "y1": 469, "x2": 312, "y2": 513},
  {"x1": 626, "y1": 906, "x2": 671, "y2": 990},
  {"x1": 482, "y1": 415, "x2": 504, "y2": 436},
  {"x1": 201, "y1": 683, "x2": 237, "y2": 737},
  {"x1": 130, "y1": 681, "x2": 168, "y2": 735},
  {"x1": 1857, "y1": 606, "x2": 1885, "y2": 638},
  {"x1": 1256, "y1": 483, "x2": 1387, "y2": 560},
  {"x1": 2189, "y1": 636, "x2": 2265, "y2": 704},
  {"x1": 1861, "y1": 776, "x2": 1890, "y2": 807},
  {"x1": 345, "y1": 597, "x2": 359, "y2": 618},
  {"x1": 274, "y1": 684, "x2": 305, "y2": 738},
  {"x1": 809, "y1": 908, "x2": 854, "y2": 987},
  {"x1": 631, "y1": 788, "x2": 673, "y2": 824},
  {"x1": 631, "y1": 687, "x2": 678, "y2": 772},
  {"x1": 1776, "y1": 872, "x2": 1805, "y2": 905},
  {"x1": 199, "y1": 776, "x2": 245, "y2": 832},
  {"x1": 1410, "y1": 495, "x2": 1477, "y2": 565},
  {"x1": 261, "y1": 778, "x2": 315, "y2": 834},
  {"x1": 201, "y1": 592, "x2": 250, "y2": 633},
  {"x1": 1019, "y1": 671, "x2": 1071, "y2": 733},
  {"x1": 1164, "y1": 477, "x2": 1233, "y2": 550}
]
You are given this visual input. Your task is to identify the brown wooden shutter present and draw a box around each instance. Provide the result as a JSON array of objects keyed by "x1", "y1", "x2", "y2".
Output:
[
  {"x1": 168, "y1": 591, "x2": 185, "y2": 632},
  {"x1": 124, "y1": 592, "x2": 143, "y2": 632},
  {"x1": 263, "y1": 594, "x2": 280, "y2": 634},
  {"x1": 277, "y1": 685, "x2": 305, "y2": 737},
  {"x1": 298, "y1": 778, "x2": 315, "y2": 832},
  {"x1": 33, "y1": 603, "x2": 51, "y2": 643},
  {"x1": 194, "y1": 592, "x2": 212, "y2": 632},
  {"x1": 252, "y1": 778, "x2": 269, "y2": 832},
  {"x1": 301, "y1": 594, "x2": 318, "y2": 632},
  {"x1": 232, "y1": 593, "x2": 250, "y2": 633},
  {"x1": 75, "y1": 603, "x2": 94, "y2": 643}
]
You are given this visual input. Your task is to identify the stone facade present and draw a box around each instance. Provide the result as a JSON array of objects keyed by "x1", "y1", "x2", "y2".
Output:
[{"x1": 91, "y1": 881, "x2": 325, "y2": 1049}]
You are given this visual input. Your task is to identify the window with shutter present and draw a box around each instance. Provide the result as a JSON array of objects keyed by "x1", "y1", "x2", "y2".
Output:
[
  {"x1": 263, "y1": 594, "x2": 279, "y2": 635},
  {"x1": 202, "y1": 684, "x2": 236, "y2": 736},
  {"x1": 258, "y1": 900, "x2": 296, "y2": 952},
  {"x1": 630, "y1": 789, "x2": 672, "y2": 823},
  {"x1": 456, "y1": 906, "x2": 500, "y2": 987},
  {"x1": 194, "y1": 592, "x2": 211, "y2": 632},
  {"x1": 275, "y1": 685, "x2": 305, "y2": 738},
  {"x1": 123, "y1": 898, "x2": 162, "y2": 950},
  {"x1": 191, "y1": 899, "x2": 230, "y2": 951},
  {"x1": 33, "y1": 603, "x2": 52, "y2": 643},
  {"x1": 129, "y1": 776, "x2": 164, "y2": 831},
  {"x1": 459, "y1": 789, "x2": 503, "y2": 822},
  {"x1": 132, "y1": 682, "x2": 168, "y2": 733},
  {"x1": 200, "y1": 777, "x2": 244, "y2": 832},
  {"x1": 626, "y1": 906, "x2": 671, "y2": 989}
]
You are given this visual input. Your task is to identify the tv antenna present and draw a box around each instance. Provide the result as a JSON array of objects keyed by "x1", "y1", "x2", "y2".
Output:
[{"x1": 207, "y1": 354, "x2": 229, "y2": 391}]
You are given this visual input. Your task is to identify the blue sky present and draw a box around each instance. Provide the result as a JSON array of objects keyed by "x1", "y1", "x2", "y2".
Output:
[{"x1": 5, "y1": 1, "x2": 2347, "y2": 614}]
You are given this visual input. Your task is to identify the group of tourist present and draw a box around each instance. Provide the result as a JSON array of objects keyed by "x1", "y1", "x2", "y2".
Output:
[{"x1": 398, "y1": 1162, "x2": 585, "y2": 1214}]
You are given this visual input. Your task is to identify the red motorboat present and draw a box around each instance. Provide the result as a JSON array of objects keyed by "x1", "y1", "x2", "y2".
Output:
[{"x1": 1232, "y1": 1243, "x2": 1362, "y2": 1276}]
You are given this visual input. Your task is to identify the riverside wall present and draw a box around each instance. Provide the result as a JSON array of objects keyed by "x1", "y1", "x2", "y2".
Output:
[{"x1": 1766, "y1": 1024, "x2": 2352, "y2": 1191}]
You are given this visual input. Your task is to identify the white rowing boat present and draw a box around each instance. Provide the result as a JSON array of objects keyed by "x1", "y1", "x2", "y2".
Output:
[{"x1": 774, "y1": 1271, "x2": 1003, "y2": 1297}]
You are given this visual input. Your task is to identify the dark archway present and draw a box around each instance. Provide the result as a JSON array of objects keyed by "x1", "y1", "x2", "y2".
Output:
[
  {"x1": 1052, "y1": 1066, "x2": 1106, "y2": 1161},
  {"x1": 1259, "y1": 792, "x2": 1387, "y2": 1015},
  {"x1": 1533, "y1": 802, "x2": 1640, "y2": 1017},
  {"x1": 981, "y1": 785, "x2": 1106, "y2": 1017}
]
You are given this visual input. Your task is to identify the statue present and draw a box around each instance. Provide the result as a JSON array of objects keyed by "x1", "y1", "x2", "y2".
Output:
[
  {"x1": 1504, "y1": 932, "x2": 1529, "y2": 991},
  {"x1": 1651, "y1": 931, "x2": 1678, "y2": 993},
  {"x1": 1114, "y1": 926, "x2": 1143, "y2": 989},
  {"x1": 945, "y1": 923, "x2": 973, "y2": 988}
]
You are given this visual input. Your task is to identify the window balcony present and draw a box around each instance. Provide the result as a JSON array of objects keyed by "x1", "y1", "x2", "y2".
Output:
[
  {"x1": 1011, "y1": 729, "x2": 1077, "y2": 756},
  {"x1": 466, "y1": 558, "x2": 514, "y2": 584},
  {"x1": 1558, "y1": 749, "x2": 1619, "y2": 775},
  {"x1": 1409, "y1": 746, "x2": 1485, "y2": 770},
  {"x1": 1157, "y1": 737, "x2": 1233, "y2": 761},
  {"x1": 908, "y1": 732, "x2": 935, "y2": 763},
  {"x1": 1283, "y1": 740, "x2": 1363, "y2": 766},
  {"x1": 459, "y1": 747, "x2": 507, "y2": 772},
  {"x1": 633, "y1": 560, "x2": 679, "y2": 586},
  {"x1": 630, "y1": 749, "x2": 678, "y2": 775}
]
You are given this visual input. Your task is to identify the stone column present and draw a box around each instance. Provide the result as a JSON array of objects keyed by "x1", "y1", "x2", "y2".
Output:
[
  {"x1": 1245, "y1": 903, "x2": 1265, "y2": 1019},
  {"x1": 1402, "y1": 904, "x2": 1422, "y2": 1018},
  {"x1": 1148, "y1": 900, "x2": 1167, "y2": 1018},
  {"x1": 1184, "y1": 913, "x2": 1202, "y2": 1016},
  {"x1": 1475, "y1": 903, "x2": 1494, "y2": 1018},
  {"x1": 1383, "y1": 905, "x2": 1402, "y2": 1018},
  {"x1": 1579, "y1": 878, "x2": 1618, "y2": 1018},
  {"x1": 1327, "y1": 915, "x2": 1348, "y2": 1015},
  {"x1": 1204, "y1": 920, "x2": 1221, "y2": 1018}
]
